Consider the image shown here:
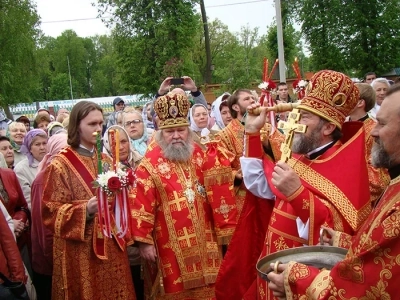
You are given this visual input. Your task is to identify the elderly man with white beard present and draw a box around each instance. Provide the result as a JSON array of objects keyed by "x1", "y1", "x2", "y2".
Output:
[
  {"x1": 267, "y1": 83, "x2": 400, "y2": 300},
  {"x1": 129, "y1": 93, "x2": 237, "y2": 299}
]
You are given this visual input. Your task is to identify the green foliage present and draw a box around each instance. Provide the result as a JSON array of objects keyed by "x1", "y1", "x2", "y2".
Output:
[
  {"x1": 288, "y1": 0, "x2": 400, "y2": 76},
  {"x1": 96, "y1": 0, "x2": 200, "y2": 95},
  {"x1": 0, "y1": 0, "x2": 40, "y2": 114}
]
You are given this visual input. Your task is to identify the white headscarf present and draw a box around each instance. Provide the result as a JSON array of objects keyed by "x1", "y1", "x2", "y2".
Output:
[
  {"x1": 210, "y1": 92, "x2": 230, "y2": 130},
  {"x1": 103, "y1": 125, "x2": 142, "y2": 168},
  {"x1": 190, "y1": 104, "x2": 209, "y2": 133}
]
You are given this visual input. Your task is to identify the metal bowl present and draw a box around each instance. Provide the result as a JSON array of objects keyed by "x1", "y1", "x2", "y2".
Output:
[{"x1": 257, "y1": 246, "x2": 347, "y2": 282}]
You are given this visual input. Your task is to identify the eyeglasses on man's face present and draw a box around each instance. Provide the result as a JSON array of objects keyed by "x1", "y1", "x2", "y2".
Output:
[{"x1": 125, "y1": 119, "x2": 143, "y2": 126}]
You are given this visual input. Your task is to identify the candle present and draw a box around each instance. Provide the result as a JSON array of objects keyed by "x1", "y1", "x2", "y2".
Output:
[
  {"x1": 269, "y1": 59, "x2": 279, "y2": 80},
  {"x1": 115, "y1": 130, "x2": 120, "y2": 168},
  {"x1": 109, "y1": 129, "x2": 116, "y2": 171},
  {"x1": 263, "y1": 57, "x2": 268, "y2": 82},
  {"x1": 94, "y1": 132, "x2": 103, "y2": 174}
]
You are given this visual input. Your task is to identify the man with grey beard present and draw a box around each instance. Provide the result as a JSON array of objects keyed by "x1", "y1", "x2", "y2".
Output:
[
  {"x1": 267, "y1": 83, "x2": 400, "y2": 300},
  {"x1": 129, "y1": 93, "x2": 237, "y2": 299},
  {"x1": 230, "y1": 70, "x2": 373, "y2": 299}
]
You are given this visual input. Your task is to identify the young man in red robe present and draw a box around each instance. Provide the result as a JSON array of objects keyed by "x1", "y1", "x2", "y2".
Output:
[
  {"x1": 42, "y1": 101, "x2": 135, "y2": 300},
  {"x1": 268, "y1": 83, "x2": 400, "y2": 299}
]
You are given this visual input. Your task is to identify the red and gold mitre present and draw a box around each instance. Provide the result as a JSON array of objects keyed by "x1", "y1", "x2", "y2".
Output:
[
  {"x1": 298, "y1": 70, "x2": 359, "y2": 129},
  {"x1": 154, "y1": 93, "x2": 190, "y2": 129}
]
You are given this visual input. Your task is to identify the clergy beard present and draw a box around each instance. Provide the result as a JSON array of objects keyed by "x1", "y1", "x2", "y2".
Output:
[
  {"x1": 292, "y1": 129, "x2": 322, "y2": 154},
  {"x1": 371, "y1": 139, "x2": 392, "y2": 168},
  {"x1": 292, "y1": 119, "x2": 326, "y2": 154},
  {"x1": 156, "y1": 131, "x2": 194, "y2": 162}
]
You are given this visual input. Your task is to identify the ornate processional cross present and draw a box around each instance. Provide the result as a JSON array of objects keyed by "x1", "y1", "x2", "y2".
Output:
[{"x1": 277, "y1": 108, "x2": 307, "y2": 163}]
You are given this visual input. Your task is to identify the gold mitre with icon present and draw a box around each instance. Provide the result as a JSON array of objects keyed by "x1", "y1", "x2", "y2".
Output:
[
  {"x1": 298, "y1": 70, "x2": 359, "y2": 129},
  {"x1": 154, "y1": 92, "x2": 190, "y2": 129}
]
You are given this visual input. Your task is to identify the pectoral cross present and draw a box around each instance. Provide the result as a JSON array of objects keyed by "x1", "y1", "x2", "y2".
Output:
[{"x1": 277, "y1": 108, "x2": 307, "y2": 163}]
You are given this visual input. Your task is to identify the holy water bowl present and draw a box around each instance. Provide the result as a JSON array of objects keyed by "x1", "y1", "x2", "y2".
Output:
[{"x1": 256, "y1": 246, "x2": 347, "y2": 282}]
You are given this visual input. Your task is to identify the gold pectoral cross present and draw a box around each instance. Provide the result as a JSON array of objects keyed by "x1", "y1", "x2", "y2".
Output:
[{"x1": 277, "y1": 108, "x2": 307, "y2": 162}]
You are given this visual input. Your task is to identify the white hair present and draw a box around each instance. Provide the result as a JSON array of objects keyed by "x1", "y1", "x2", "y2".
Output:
[{"x1": 371, "y1": 77, "x2": 390, "y2": 89}]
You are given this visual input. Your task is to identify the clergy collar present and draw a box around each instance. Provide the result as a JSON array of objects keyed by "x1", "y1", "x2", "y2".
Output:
[
  {"x1": 388, "y1": 164, "x2": 400, "y2": 180},
  {"x1": 76, "y1": 144, "x2": 95, "y2": 157},
  {"x1": 79, "y1": 144, "x2": 95, "y2": 153},
  {"x1": 358, "y1": 114, "x2": 369, "y2": 122},
  {"x1": 307, "y1": 140, "x2": 336, "y2": 160}
]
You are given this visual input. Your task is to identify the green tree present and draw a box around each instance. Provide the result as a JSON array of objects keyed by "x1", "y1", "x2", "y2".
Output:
[
  {"x1": 96, "y1": 0, "x2": 200, "y2": 94},
  {"x1": 91, "y1": 35, "x2": 120, "y2": 97},
  {"x1": 289, "y1": 0, "x2": 400, "y2": 75},
  {"x1": 0, "y1": 0, "x2": 40, "y2": 118}
]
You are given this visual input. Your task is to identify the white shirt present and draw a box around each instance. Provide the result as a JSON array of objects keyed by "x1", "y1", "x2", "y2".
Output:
[{"x1": 241, "y1": 141, "x2": 335, "y2": 241}]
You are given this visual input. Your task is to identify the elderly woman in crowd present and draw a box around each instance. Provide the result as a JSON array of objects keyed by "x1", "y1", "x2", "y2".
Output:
[
  {"x1": 142, "y1": 101, "x2": 154, "y2": 129},
  {"x1": 370, "y1": 77, "x2": 391, "y2": 120},
  {"x1": 190, "y1": 103, "x2": 215, "y2": 149},
  {"x1": 47, "y1": 121, "x2": 66, "y2": 137},
  {"x1": 103, "y1": 125, "x2": 143, "y2": 299},
  {"x1": 103, "y1": 125, "x2": 142, "y2": 170},
  {"x1": 14, "y1": 129, "x2": 48, "y2": 210},
  {"x1": 30, "y1": 133, "x2": 67, "y2": 300},
  {"x1": 33, "y1": 114, "x2": 50, "y2": 133},
  {"x1": 7, "y1": 122, "x2": 27, "y2": 165},
  {"x1": 211, "y1": 93, "x2": 232, "y2": 131},
  {"x1": 123, "y1": 110, "x2": 153, "y2": 156},
  {"x1": 0, "y1": 136, "x2": 15, "y2": 169}
]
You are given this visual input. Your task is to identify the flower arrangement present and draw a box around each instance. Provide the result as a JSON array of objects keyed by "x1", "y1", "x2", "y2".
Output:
[
  {"x1": 258, "y1": 79, "x2": 277, "y2": 91},
  {"x1": 292, "y1": 79, "x2": 308, "y2": 94},
  {"x1": 93, "y1": 167, "x2": 135, "y2": 196}
]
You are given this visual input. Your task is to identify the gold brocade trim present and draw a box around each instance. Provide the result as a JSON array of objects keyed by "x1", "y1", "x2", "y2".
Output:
[
  {"x1": 217, "y1": 118, "x2": 244, "y2": 170},
  {"x1": 269, "y1": 226, "x2": 308, "y2": 245},
  {"x1": 156, "y1": 285, "x2": 215, "y2": 300},
  {"x1": 140, "y1": 156, "x2": 219, "y2": 290},
  {"x1": 273, "y1": 207, "x2": 298, "y2": 221},
  {"x1": 306, "y1": 269, "x2": 332, "y2": 298},
  {"x1": 283, "y1": 261, "x2": 295, "y2": 300},
  {"x1": 135, "y1": 236, "x2": 154, "y2": 245},
  {"x1": 363, "y1": 180, "x2": 400, "y2": 245},
  {"x1": 286, "y1": 185, "x2": 305, "y2": 202},
  {"x1": 215, "y1": 227, "x2": 235, "y2": 245},
  {"x1": 287, "y1": 158, "x2": 370, "y2": 230},
  {"x1": 320, "y1": 199, "x2": 345, "y2": 233},
  {"x1": 57, "y1": 148, "x2": 96, "y2": 196}
]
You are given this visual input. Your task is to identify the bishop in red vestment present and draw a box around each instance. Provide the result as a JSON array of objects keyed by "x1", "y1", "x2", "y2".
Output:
[
  {"x1": 130, "y1": 93, "x2": 237, "y2": 299},
  {"x1": 267, "y1": 83, "x2": 400, "y2": 299},
  {"x1": 238, "y1": 70, "x2": 372, "y2": 300}
]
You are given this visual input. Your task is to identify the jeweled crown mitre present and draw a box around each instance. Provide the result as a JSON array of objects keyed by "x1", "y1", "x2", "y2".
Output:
[
  {"x1": 154, "y1": 93, "x2": 190, "y2": 129},
  {"x1": 298, "y1": 70, "x2": 360, "y2": 129}
]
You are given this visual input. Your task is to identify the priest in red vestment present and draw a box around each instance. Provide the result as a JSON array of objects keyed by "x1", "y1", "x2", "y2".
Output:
[
  {"x1": 129, "y1": 93, "x2": 238, "y2": 299},
  {"x1": 42, "y1": 101, "x2": 135, "y2": 300},
  {"x1": 236, "y1": 70, "x2": 372, "y2": 300},
  {"x1": 267, "y1": 84, "x2": 400, "y2": 299}
]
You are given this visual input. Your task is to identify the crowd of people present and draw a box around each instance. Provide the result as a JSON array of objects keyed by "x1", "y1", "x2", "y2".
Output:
[{"x1": 0, "y1": 71, "x2": 399, "y2": 300}]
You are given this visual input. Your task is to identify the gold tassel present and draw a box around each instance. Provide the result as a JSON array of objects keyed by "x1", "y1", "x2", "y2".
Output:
[
  {"x1": 182, "y1": 278, "x2": 206, "y2": 290},
  {"x1": 217, "y1": 235, "x2": 233, "y2": 246}
]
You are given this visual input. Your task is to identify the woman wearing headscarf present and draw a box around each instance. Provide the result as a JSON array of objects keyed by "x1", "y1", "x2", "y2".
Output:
[
  {"x1": 123, "y1": 110, "x2": 153, "y2": 156},
  {"x1": 14, "y1": 129, "x2": 48, "y2": 210},
  {"x1": 142, "y1": 101, "x2": 154, "y2": 130},
  {"x1": 103, "y1": 125, "x2": 144, "y2": 299},
  {"x1": 30, "y1": 133, "x2": 67, "y2": 300},
  {"x1": 211, "y1": 93, "x2": 232, "y2": 131},
  {"x1": 103, "y1": 125, "x2": 142, "y2": 170},
  {"x1": 190, "y1": 103, "x2": 218, "y2": 150},
  {"x1": 7, "y1": 122, "x2": 27, "y2": 166}
]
